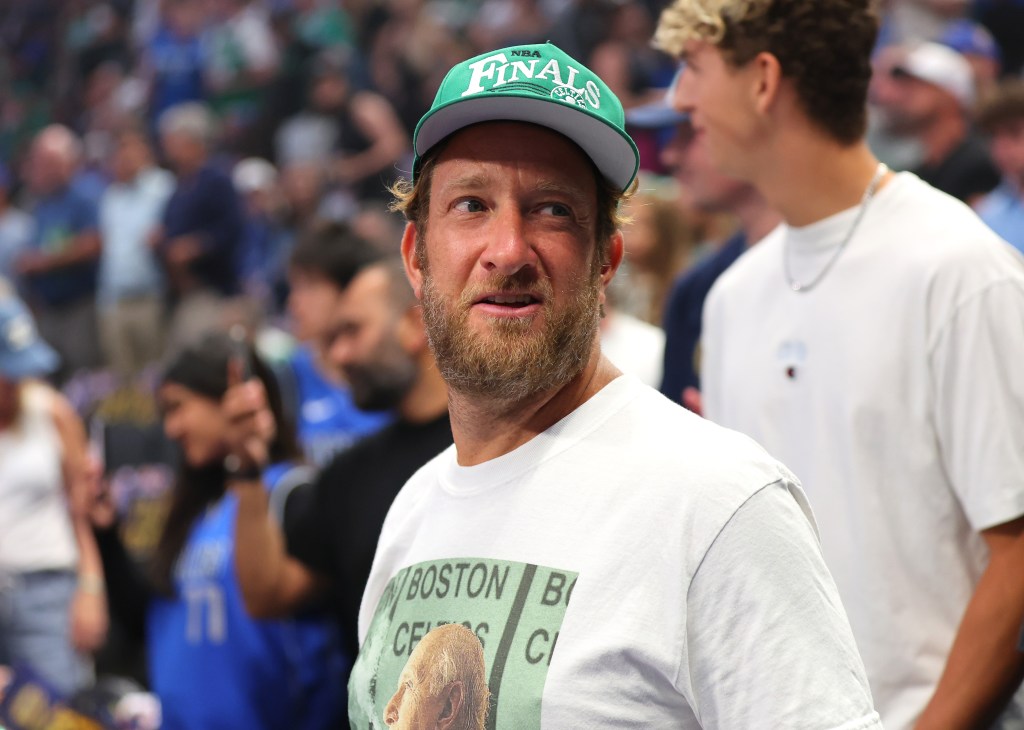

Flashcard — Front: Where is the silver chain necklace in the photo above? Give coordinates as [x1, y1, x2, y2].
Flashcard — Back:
[784, 162, 888, 293]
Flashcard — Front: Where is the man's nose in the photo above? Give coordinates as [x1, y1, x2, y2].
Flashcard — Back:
[481, 207, 539, 277]
[328, 334, 353, 370]
[669, 64, 695, 113]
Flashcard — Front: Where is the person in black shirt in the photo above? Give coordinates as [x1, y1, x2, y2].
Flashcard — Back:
[228, 256, 450, 663]
[880, 42, 1000, 203]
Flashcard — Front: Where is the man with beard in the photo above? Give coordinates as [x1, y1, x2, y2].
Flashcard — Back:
[336, 43, 878, 728]
[228, 254, 451, 678]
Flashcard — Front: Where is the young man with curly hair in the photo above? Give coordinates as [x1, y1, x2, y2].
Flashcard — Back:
[656, 1, 1024, 727]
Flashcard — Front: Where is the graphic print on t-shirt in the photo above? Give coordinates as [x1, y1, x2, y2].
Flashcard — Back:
[349, 558, 577, 730]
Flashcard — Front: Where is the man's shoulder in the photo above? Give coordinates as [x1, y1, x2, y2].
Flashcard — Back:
[564, 379, 793, 509]
[882, 174, 1024, 275]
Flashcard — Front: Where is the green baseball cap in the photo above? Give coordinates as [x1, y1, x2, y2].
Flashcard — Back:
[413, 42, 640, 192]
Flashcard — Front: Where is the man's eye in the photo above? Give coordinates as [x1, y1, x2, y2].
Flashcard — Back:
[454, 199, 485, 213]
[540, 202, 572, 217]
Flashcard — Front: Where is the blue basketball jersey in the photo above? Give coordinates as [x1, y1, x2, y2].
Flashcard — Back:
[288, 346, 392, 467]
[147, 465, 347, 729]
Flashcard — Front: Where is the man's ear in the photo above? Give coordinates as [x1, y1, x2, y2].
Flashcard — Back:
[435, 680, 465, 730]
[401, 222, 424, 299]
[598, 230, 625, 310]
[751, 51, 783, 116]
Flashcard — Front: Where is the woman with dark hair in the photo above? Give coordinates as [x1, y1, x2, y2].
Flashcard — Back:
[95, 331, 346, 729]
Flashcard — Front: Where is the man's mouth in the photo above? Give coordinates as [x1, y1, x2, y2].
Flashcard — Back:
[478, 293, 540, 308]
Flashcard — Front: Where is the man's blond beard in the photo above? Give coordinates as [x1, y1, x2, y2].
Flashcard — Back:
[420, 265, 602, 404]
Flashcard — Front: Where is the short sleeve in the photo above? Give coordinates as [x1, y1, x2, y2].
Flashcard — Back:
[284, 465, 337, 575]
[683, 481, 881, 730]
[930, 278, 1024, 530]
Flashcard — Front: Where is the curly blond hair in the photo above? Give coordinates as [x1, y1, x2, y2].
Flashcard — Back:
[653, 0, 772, 56]
[654, 0, 879, 144]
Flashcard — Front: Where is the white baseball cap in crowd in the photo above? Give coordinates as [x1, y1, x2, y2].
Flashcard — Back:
[894, 41, 976, 110]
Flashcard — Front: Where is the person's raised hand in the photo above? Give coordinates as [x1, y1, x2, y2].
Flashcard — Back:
[222, 347, 274, 480]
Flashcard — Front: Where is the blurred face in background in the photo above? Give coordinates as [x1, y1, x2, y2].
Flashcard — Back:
[327, 266, 417, 411]
[875, 69, 953, 134]
[111, 133, 152, 183]
[287, 268, 344, 345]
[160, 130, 206, 174]
[990, 119, 1024, 186]
[281, 162, 325, 218]
[159, 383, 230, 468]
[662, 119, 751, 213]
[167, 0, 205, 36]
[26, 140, 73, 197]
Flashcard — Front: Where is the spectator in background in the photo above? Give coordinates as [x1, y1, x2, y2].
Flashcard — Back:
[279, 159, 332, 230]
[0, 164, 32, 284]
[97, 127, 173, 381]
[140, 0, 207, 127]
[654, 114, 779, 410]
[611, 177, 696, 325]
[276, 48, 408, 206]
[156, 102, 244, 351]
[94, 332, 347, 730]
[232, 156, 291, 314]
[588, 2, 676, 110]
[290, 0, 357, 53]
[976, 80, 1024, 256]
[230, 255, 451, 684]
[939, 18, 1002, 100]
[467, 0, 550, 51]
[16, 124, 103, 381]
[884, 0, 970, 44]
[876, 42, 1000, 203]
[281, 223, 391, 466]
[203, 0, 280, 150]
[0, 290, 108, 697]
[973, 0, 1024, 77]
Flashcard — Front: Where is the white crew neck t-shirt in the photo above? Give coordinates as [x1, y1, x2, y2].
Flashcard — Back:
[350, 375, 880, 729]
[703, 171, 1024, 729]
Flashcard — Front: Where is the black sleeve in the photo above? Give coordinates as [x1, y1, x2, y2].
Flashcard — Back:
[284, 462, 339, 576]
[94, 525, 154, 642]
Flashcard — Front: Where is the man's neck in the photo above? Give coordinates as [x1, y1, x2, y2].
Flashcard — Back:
[397, 356, 449, 425]
[919, 114, 967, 168]
[750, 138, 887, 227]
[447, 344, 621, 466]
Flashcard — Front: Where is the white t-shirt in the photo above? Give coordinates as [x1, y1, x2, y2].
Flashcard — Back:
[702, 172, 1024, 730]
[351, 375, 880, 729]
[0, 383, 77, 572]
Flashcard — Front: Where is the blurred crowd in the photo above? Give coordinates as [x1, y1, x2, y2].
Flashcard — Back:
[0, 0, 1020, 387]
[0, 0, 1022, 726]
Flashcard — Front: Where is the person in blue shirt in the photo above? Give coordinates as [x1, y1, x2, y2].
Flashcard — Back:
[16, 125, 103, 381]
[94, 332, 346, 729]
[280, 222, 392, 466]
[141, 0, 207, 126]
[975, 80, 1024, 256]
[155, 102, 245, 351]
[654, 115, 779, 410]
